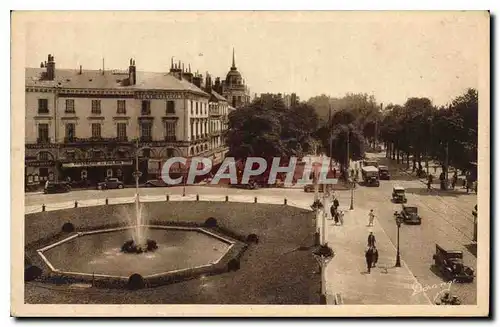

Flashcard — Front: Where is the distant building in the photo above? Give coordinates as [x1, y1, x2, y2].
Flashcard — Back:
[257, 92, 299, 108]
[212, 49, 251, 109]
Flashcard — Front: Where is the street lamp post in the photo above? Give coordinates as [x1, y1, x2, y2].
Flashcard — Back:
[394, 213, 402, 267]
[472, 205, 478, 242]
[347, 130, 354, 210]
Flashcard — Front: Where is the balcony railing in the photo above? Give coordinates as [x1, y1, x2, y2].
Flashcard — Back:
[164, 136, 177, 142]
[36, 138, 51, 144]
[63, 137, 129, 143]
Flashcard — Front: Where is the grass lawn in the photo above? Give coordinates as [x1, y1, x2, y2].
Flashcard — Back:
[24, 201, 320, 304]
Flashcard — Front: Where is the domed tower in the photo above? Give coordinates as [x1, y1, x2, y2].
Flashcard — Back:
[221, 48, 250, 108]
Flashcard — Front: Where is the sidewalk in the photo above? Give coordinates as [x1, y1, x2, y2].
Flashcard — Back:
[321, 204, 432, 305]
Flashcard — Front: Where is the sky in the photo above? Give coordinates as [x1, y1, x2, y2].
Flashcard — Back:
[19, 11, 487, 106]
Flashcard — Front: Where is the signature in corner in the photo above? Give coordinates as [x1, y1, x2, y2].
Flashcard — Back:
[411, 280, 456, 297]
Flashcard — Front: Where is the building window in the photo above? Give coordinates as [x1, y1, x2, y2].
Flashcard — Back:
[140, 122, 152, 140]
[117, 123, 127, 140]
[191, 100, 193, 115]
[117, 100, 126, 114]
[141, 100, 151, 115]
[38, 151, 49, 161]
[232, 97, 236, 108]
[65, 123, 75, 141]
[204, 103, 207, 115]
[37, 124, 49, 143]
[166, 101, 175, 114]
[38, 99, 49, 114]
[196, 102, 198, 115]
[166, 148, 174, 157]
[142, 148, 151, 158]
[91, 100, 101, 114]
[91, 123, 101, 138]
[165, 121, 176, 141]
[65, 99, 75, 113]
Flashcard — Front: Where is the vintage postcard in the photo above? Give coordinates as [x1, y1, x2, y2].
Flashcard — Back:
[11, 11, 490, 317]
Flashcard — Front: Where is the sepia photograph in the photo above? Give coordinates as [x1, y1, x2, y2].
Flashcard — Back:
[11, 10, 490, 317]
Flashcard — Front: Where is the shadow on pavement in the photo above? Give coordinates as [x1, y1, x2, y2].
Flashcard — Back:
[404, 187, 473, 198]
[464, 243, 477, 257]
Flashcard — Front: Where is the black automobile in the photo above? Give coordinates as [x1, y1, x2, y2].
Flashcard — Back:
[97, 178, 124, 190]
[379, 165, 391, 180]
[432, 244, 474, 282]
[43, 181, 71, 194]
[395, 205, 422, 225]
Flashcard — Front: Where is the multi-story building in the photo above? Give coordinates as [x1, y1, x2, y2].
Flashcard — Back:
[25, 54, 230, 188]
[212, 49, 251, 109]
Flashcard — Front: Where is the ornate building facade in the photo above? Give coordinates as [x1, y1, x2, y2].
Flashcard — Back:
[25, 54, 229, 189]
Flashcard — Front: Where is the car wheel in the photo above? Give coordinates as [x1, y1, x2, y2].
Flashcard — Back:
[118, 184, 124, 189]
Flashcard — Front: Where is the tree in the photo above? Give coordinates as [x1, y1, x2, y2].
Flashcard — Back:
[329, 124, 365, 173]
[225, 97, 319, 162]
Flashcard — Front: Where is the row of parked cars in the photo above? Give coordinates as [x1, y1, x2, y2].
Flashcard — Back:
[391, 185, 474, 284]
[42, 178, 174, 194]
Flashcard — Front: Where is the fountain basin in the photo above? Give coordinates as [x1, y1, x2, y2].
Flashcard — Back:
[37, 225, 244, 287]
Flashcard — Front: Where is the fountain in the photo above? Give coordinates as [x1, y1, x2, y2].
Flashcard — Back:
[32, 144, 244, 288]
[120, 193, 158, 254]
[120, 155, 159, 254]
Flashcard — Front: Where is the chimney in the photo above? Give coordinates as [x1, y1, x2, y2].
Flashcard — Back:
[79, 65, 82, 74]
[46, 54, 56, 80]
[205, 73, 212, 93]
[40, 62, 44, 68]
[214, 77, 221, 93]
[128, 58, 136, 85]
[192, 73, 203, 89]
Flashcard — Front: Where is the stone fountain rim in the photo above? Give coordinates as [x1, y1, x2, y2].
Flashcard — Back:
[36, 224, 237, 280]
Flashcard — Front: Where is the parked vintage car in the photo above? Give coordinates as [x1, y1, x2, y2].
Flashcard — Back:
[43, 181, 71, 194]
[395, 205, 421, 224]
[97, 178, 124, 190]
[379, 165, 391, 180]
[392, 186, 407, 203]
[432, 244, 474, 282]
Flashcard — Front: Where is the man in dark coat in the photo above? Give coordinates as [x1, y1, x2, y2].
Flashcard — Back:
[367, 232, 376, 247]
[333, 197, 339, 209]
[330, 203, 337, 221]
[365, 247, 374, 273]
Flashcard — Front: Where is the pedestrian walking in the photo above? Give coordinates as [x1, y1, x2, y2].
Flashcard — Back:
[367, 232, 376, 247]
[333, 197, 340, 210]
[330, 203, 336, 221]
[427, 174, 433, 190]
[451, 171, 458, 189]
[365, 246, 374, 273]
[368, 209, 375, 226]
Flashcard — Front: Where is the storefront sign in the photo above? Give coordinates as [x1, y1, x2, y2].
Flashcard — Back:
[25, 160, 55, 167]
[62, 160, 133, 168]
[135, 91, 183, 100]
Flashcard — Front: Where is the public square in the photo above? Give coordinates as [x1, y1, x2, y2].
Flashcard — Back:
[24, 152, 478, 305]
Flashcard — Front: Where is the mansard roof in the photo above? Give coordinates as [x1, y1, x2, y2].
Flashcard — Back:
[25, 68, 209, 96]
